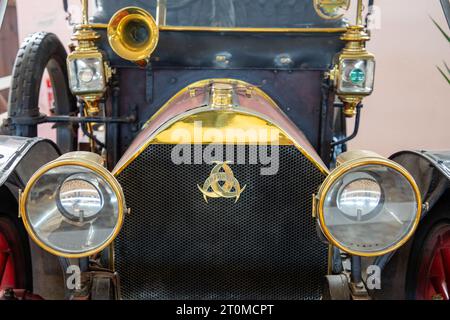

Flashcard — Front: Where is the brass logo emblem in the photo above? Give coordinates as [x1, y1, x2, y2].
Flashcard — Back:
[197, 161, 246, 203]
[313, 0, 350, 20]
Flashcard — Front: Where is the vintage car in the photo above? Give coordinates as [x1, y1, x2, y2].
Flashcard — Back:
[0, 0, 448, 300]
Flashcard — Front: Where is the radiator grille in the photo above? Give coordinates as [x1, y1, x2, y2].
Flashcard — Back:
[115, 144, 328, 299]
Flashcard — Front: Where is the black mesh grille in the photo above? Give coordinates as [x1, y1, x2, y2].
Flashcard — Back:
[115, 144, 328, 300]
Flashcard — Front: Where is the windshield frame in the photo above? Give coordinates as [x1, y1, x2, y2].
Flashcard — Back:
[154, 0, 348, 33]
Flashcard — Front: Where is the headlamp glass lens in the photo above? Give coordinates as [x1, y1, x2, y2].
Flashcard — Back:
[339, 59, 375, 94]
[68, 57, 105, 94]
[323, 164, 418, 254]
[25, 165, 121, 255]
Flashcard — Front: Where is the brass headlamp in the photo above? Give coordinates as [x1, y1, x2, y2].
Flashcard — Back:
[67, 0, 111, 115]
[329, 0, 376, 117]
[313, 150, 422, 257]
[20, 152, 126, 258]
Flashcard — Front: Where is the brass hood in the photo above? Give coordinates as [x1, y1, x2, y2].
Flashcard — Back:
[113, 79, 328, 176]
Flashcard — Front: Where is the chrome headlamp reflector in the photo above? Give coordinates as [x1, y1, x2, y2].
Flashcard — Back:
[315, 152, 421, 257]
[20, 152, 125, 258]
[336, 172, 382, 219]
[58, 173, 104, 222]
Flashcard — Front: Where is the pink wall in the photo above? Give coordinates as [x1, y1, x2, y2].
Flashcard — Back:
[14, 0, 450, 156]
[16, 0, 74, 44]
[349, 0, 450, 156]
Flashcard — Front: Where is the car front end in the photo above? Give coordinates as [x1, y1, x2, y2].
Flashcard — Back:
[0, 0, 441, 301]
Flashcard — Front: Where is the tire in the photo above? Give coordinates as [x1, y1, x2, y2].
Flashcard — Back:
[405, 198, 450, 300]
[373, 193, 450, 300]
[7, 32, 77, 153]
[0, 214, 32, 290]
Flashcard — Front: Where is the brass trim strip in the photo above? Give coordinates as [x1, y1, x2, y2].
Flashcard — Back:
[91, 23, 346, 33]
[90, 23, 109, 29]
[316, 157, 422, 257]
[20, 158, 126, 259]
[158, 25, 347, 33]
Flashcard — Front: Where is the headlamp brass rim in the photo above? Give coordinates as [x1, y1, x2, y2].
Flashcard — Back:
[316, 157, 422, 257]
[20, 158, 125, 259]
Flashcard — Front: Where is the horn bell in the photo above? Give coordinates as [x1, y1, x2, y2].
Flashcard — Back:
[107, 7, 159, 66]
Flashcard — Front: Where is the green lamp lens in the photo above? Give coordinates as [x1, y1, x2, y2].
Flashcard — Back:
[349, 68, 366, 84]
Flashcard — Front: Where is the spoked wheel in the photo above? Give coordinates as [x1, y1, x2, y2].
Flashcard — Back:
[416, 224, 450, 300]
[0, 216, 29, 290]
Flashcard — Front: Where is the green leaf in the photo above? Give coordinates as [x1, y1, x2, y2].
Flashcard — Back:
[437, 66, 450, 85]
[431, 17, 450, 43]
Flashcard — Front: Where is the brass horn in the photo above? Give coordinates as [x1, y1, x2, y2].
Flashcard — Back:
[107, 7, 159, 66]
